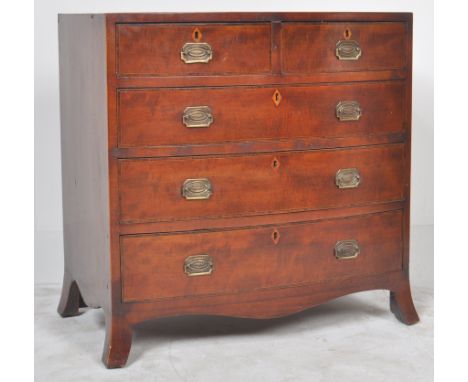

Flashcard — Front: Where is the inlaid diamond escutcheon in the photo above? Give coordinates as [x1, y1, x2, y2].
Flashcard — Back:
[272, 89, 282, 106]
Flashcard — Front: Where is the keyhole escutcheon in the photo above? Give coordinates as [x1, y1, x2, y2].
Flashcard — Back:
[272, 89, 282, 106]
[192, 28, 202, 42]
[271, 157, 280, 170]
[271, 229, 280, 244]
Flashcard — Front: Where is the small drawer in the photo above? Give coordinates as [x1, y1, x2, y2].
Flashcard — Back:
[121, 210, 403, 302]
[118, 144, 405, 224]
[117, 23, 272, 77]
[118, 81, 405, 148]
[281, 22, 406, 74]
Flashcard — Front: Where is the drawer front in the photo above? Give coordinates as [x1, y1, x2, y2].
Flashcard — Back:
[121, 210, 403, 302]
[117, 23, 271, 76]
[282, 22, 406, 74]
[119, 145, 405, 223]
[118, 82, 405, 148]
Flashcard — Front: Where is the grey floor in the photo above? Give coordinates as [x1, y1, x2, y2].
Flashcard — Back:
[35, 285, 433, 382]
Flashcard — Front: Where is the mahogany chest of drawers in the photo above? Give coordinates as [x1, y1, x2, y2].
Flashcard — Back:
[57, 12, 418, 368]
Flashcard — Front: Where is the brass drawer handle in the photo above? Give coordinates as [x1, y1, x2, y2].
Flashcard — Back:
[182, 178, 212, 200]
[181, 42, 213, 64]
[184, 254, 213, 276]
[183, 106, 213, 128]
[335, 240, 360, 260]
[336, 40, 362, 60]
[335, 168, 361, 189]
[336, 101, 362, 121]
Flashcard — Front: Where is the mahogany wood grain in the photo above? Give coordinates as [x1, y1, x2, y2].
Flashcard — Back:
[118, 81, 405, 148]
[57, 12, 417, 368]
[121, 210, 402, 302]
[117, 23, 271, 77]
[282, 22, 406, 73]
[118, 144, 405, 223]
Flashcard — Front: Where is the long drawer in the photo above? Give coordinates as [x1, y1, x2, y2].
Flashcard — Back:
[118, 144, 405, 224]
[281, 22, 407, 73]
[117, 23, 272, 77]
[118, 81, 405, 148]
[121, 210, 403, 302]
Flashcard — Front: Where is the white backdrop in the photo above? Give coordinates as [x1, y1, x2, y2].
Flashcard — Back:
[35, 0, 433, 286]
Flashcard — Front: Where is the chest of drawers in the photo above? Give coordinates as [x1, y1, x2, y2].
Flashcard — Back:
[57, 12, 418, 368]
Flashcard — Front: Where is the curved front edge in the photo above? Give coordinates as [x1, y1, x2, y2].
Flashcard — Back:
[123, 270, 408, 324]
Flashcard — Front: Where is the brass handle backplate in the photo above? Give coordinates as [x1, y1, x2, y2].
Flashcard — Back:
[184, 254, 213, 276]
[336, 101, 362, 121]
[182, 178, 212, 200]
[335, 168, 361, 189]
[183, 106, 213, 128]
[181, 42, 213, 64]
[336, 40, 362, 60]
[335, 240, 360, 260]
